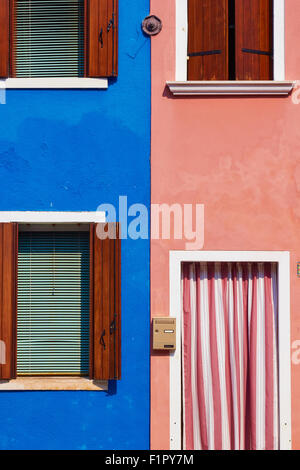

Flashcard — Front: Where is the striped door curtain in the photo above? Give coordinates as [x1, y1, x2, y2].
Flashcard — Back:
[182, 262, 279, 450]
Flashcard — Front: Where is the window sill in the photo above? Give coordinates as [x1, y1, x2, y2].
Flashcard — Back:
[0, 78, 108, 89]
[0, 377, 108, 391]
[166, 81, 295, 96]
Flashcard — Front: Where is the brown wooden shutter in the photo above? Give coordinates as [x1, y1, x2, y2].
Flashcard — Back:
[187, 0, 228, 81]
[235, 0, 273, 80]
[0, 223, 17, 380]
[0, 0, 10, 78]
[90, 223, 121, 380]
[85, 0, 118, 78]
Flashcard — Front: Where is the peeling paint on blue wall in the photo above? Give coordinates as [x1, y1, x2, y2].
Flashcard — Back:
[0, 1, 150, 450]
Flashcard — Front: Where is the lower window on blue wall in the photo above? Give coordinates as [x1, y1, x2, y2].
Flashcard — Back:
[0, 220, 121, 383]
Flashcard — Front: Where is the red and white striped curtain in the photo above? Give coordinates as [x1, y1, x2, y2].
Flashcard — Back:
[182, 262, 279, 450]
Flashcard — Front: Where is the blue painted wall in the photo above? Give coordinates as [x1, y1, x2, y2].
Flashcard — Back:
[0, 1, 150, 450]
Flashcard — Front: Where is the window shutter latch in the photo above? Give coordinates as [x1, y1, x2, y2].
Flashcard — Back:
[107, 16, 114, 33]
[99, 28, 104, 48]
[110, 314, 117, 335]
[100, 329, 106, 350]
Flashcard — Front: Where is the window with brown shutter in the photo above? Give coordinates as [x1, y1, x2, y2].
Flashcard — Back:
[187, 0, 273, 81]
[0, 1, 10, 78]
[0, 223, 17, 380]
[86, 0, 118, 78]
[90, 223, 121, 380]
[0, 0, 118, 79]
[188, 0, 229, 81]
[235, 0, 273, 80]
[0, 222, 121, 382]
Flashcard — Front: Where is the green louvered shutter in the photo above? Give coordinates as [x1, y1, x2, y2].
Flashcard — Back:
[17, 231, 90, 376]
[13, 0, 84, 77]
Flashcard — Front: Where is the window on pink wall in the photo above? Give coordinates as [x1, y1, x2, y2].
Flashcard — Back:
[175, 0, 286, 83]
[187, 0, 273, 81]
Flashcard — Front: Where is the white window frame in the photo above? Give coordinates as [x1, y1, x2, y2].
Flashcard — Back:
[0, 211, 108, 391]
[169, 250, 291, 450]
[168, 0, 294, 96]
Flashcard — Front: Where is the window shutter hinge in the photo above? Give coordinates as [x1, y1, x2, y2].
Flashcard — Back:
[242, 48, 273, 57]
[188, 50, 222, 58]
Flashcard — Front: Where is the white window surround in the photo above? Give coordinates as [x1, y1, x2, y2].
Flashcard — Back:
[168, 0, 294, 96]
[0, 211, 107, 392]
[0, 211, 106, 223]
[169, 250, 291, 450]
[0, 78, 108, 89]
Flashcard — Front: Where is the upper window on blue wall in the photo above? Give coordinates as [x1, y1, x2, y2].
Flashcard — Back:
[0, 0, 118, 79]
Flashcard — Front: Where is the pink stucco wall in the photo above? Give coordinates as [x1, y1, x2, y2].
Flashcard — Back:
[150, 0, 300, 449]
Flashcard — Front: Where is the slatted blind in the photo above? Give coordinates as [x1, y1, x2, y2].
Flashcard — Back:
[17, 231, 90, 376]
[13, 0, 84, 77]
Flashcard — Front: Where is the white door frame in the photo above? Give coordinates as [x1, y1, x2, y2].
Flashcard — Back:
[169, 250, 291, 450]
